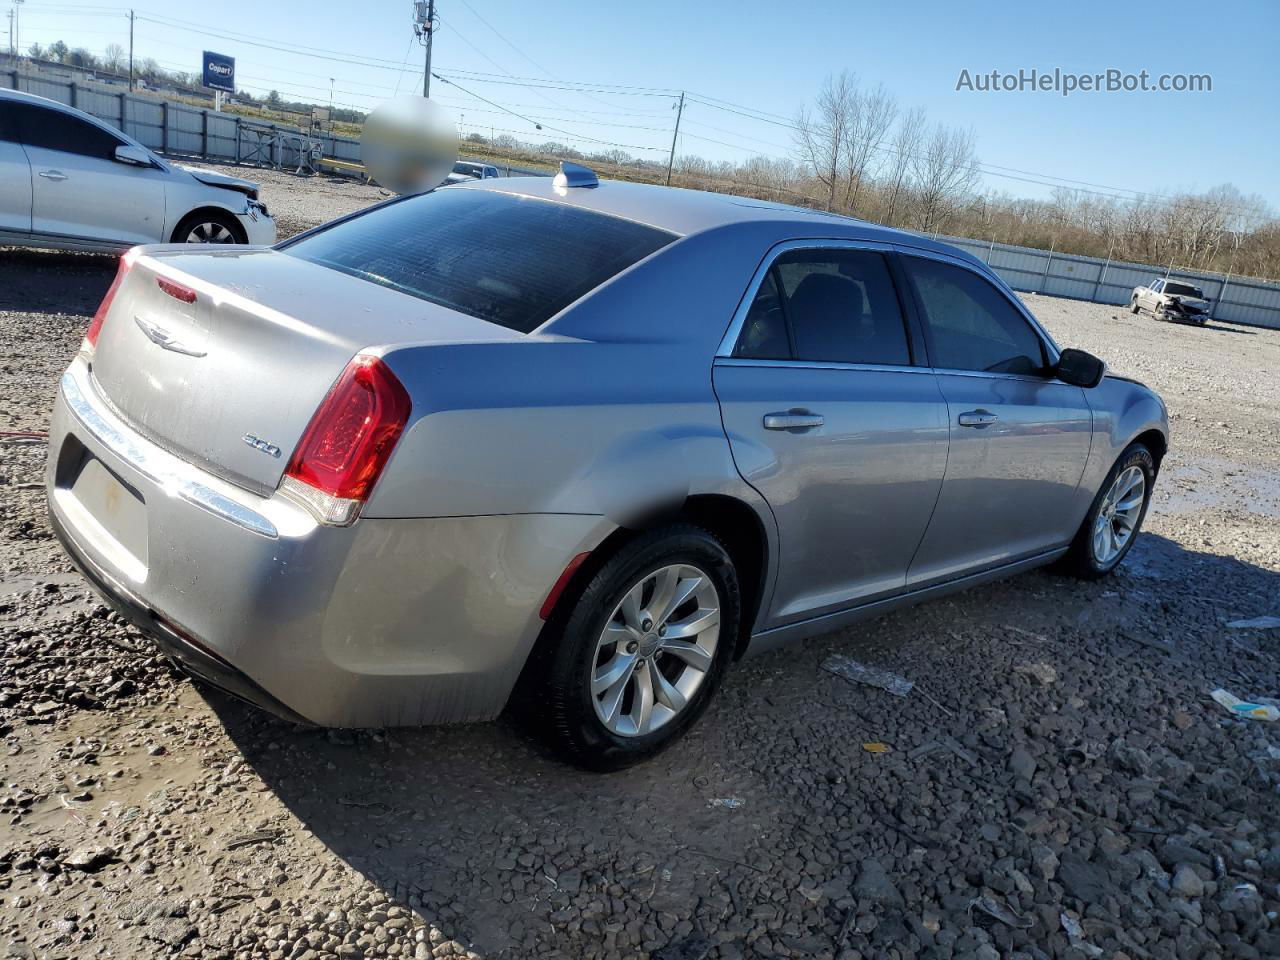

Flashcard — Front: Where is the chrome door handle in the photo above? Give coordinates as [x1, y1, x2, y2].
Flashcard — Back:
[38, 169, 68, 181]
[763, 411, 824, 431]
[957, 409, 999, 427]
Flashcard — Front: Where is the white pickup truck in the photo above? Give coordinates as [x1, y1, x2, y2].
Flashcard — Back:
[1129, 277, 1211, 325]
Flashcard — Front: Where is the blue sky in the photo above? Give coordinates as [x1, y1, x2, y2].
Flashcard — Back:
[16, 0, 1280, 211]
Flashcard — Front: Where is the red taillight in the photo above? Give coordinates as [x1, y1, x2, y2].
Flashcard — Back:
[284, 355, 411, 510]
[84, 247, 140, 352]
[156, 276, 197, 303]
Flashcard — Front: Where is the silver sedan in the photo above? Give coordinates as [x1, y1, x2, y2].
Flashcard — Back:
[46, 164, 1168, 769]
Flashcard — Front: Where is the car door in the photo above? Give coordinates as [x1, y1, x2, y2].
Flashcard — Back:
[898, 251, 1093, 586]
[1141, 279, 1163, 311]
[0, 101, 33, 235]
[11, 101, 167, 245]
[713, 242, 949, 624]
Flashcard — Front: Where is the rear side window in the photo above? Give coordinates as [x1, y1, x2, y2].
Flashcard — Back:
[903, 256, 1046, 375]
[10, 102, 123, 160]
[283, 190, 675, 333]
[734, 248, 911, 366]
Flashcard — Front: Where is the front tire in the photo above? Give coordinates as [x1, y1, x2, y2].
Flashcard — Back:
[1060, 443, 1155, 580]
[172, 210, 246, 245]
[536, 525, 740, 770]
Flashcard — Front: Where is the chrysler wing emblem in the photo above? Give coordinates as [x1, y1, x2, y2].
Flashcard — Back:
[134, 315, 207, 357]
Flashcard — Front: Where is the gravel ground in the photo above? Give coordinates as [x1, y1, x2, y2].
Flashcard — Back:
[1, 168, 1279, 960]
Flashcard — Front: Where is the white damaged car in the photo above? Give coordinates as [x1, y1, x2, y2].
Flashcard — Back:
[0, 89, 275, 252]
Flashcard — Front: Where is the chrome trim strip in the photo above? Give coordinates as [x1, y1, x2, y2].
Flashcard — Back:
[928, 366, 1060, 384]
[714, 357, 933, 376]
[60, 370, 278, 539]
[715, 237, 898, 359]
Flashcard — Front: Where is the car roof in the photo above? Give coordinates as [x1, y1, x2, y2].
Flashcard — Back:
[457, 174, 977, 261]
[1, 88, 83, 111]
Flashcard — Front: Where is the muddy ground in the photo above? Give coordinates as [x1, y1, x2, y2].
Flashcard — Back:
[1, 168, 1278, 960]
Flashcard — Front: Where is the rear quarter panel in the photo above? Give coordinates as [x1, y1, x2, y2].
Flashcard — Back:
[366, 223, 783, 523]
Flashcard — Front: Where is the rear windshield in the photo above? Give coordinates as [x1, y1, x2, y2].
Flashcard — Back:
[282, 189, 676, 333]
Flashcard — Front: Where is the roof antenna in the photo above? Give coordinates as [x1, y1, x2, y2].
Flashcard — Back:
[553, 161, 598, 189]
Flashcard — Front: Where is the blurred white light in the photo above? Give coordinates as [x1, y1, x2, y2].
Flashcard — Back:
[361, 96, 458, 195]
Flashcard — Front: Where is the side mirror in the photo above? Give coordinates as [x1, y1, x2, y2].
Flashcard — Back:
[1055, 348, 1106, 388]
[113, 144, 153, 167]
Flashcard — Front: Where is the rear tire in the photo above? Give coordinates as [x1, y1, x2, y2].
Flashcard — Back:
[534, 524, 740, 771]
[172, 210, 246, 245]
[1129, 297, 1140, 314]
[1059, 443, 1155, 580]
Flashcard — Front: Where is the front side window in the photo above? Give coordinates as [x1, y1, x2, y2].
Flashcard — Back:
[904, 256, 1046, 375]
[284, 189, 675, 333]
[0, 102, 16, 143]
[1150, 279, 1164, 292]
[733, 248, 911, 366]
[10, 103, 123, 160]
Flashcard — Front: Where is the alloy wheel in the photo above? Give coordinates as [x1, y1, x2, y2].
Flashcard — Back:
[185, 221, 236, 243]
[1092, 465, 1146, 565]
[590, 563, 720, 737]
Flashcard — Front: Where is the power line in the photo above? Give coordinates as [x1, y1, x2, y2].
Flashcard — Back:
[449, 0, 648, 113]
[430, 72, 664, 152]
[21, 8, 1275, 226]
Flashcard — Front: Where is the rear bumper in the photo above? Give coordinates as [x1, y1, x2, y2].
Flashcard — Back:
[47, 358, 609, 727]
[50, 506, 309, 725]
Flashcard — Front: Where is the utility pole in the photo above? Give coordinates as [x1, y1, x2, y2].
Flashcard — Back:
[128, 9, 135, 91]
[665, 90, 684, 187]
[413, 0, 435, 97]
[7, 10, 13, 59]
[329, 77, 334, 114]
[13, 0, 22, 59]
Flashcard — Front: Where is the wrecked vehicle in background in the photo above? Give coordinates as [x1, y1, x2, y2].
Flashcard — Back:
[1129, 277, 1211, 325]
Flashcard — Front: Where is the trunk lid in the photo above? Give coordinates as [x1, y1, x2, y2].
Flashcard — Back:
[89, 247, 515, 495]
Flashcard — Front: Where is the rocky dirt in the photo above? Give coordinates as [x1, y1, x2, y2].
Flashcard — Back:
[1, 170, 1278, 960]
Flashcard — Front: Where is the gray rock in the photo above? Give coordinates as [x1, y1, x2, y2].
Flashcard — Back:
[854, 857, 904, 907]
[1106, 738, 1151, 776]
[1058, 856, 1110, 905]
[1009, 748, 1037, 782]
[61, 844, 116, 872]
[1030, 844, 1059, 882]
[1171, 865, 1204, 898]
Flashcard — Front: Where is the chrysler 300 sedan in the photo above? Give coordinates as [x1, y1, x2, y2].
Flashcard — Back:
[47, 163, 1168, 769]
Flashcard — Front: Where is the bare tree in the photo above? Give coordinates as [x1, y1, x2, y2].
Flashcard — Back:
[793, 71, 855, 211]
[841, 84, 896, 214]
[910, 123, 980, 233]
[102, 43, 126, 73]
[883, 106, 926, 227]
